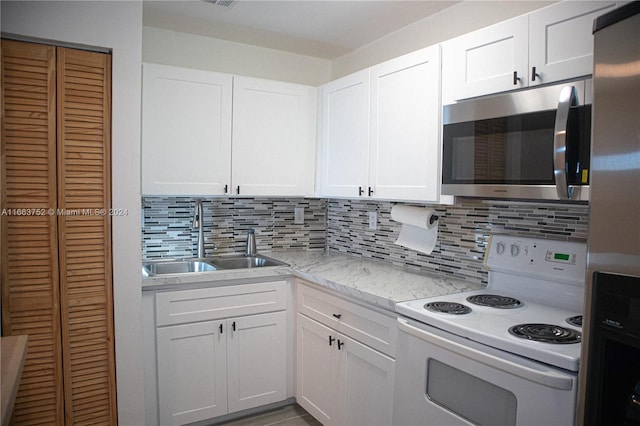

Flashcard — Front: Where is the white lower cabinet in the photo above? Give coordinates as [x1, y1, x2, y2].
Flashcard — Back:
[227, 312, 287, 413]
[157, 319, 228, 425]
[147, 281, 289, 426]
[296, 283, 396, 426]
[297, 314, 341, 424]
[340, 333, 395, 426]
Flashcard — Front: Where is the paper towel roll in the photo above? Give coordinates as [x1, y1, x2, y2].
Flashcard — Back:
[390, 205, 439, 254]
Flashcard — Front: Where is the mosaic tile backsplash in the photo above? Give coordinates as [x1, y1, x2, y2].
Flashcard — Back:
[326, 199, 588, 285]
[142, 197, 327, 259]
[142, 196, 588, 285]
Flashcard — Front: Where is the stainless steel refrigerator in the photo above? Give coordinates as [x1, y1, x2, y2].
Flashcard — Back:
[579, 2, 640, 425]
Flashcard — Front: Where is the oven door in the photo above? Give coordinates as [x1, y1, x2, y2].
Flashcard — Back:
[393, 318, 578, 426]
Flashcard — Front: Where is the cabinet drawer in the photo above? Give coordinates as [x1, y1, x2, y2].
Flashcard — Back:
[297, 283, 397, 357]
[156, 281, 286, 326]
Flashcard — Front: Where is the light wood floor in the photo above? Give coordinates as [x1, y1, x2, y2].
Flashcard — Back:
[216, 404, 322, 426]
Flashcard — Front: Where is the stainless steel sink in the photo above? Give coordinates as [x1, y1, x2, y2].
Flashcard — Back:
[142, 260, 217, 276]
[209, 255, 288, 270]
[142, 255, 288, 277]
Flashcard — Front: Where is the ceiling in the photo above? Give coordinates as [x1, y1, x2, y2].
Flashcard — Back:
[143, 0, 458, 60]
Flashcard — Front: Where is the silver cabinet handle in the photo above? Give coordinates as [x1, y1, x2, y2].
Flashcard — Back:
[554, 85, 577, 200]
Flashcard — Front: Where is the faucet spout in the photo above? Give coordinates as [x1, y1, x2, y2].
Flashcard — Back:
[193, 199, 205, 258]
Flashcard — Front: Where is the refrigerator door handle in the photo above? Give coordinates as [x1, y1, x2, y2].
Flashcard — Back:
[554, 85, 577, 200]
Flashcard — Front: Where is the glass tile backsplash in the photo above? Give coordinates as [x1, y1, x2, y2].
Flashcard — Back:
[142, 197, 327, 259]
[142, 196, 588, 285]
[326, 199, 588, 285]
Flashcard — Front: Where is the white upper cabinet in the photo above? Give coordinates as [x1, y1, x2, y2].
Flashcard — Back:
[442, 16, 528, 102]
[528, 1, 618, 86]
[443, 1, 618, 102]
[142, 63, 232, 195]
[369, 45, 441, 202]
[318, 45, 443, 202]
[317, 70, 371, 198]
[232, 77, 317, 197]
[142, 64, 316, 196]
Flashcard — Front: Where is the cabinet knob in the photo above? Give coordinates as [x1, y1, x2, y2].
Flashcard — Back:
[329, 335, 335, 346]
[337, 340, 344, 350]
[368, 187, 374, 197]
[358, 186, 364, 196]
[332, 313, 342, 319]
[513, 71, 521, 85]
[219, 324, 223, 333]
[232, 321, 236, 331]
[224, 184, 228, 194]
[531, 66, 538, 82]
[236, 185, 240, 195]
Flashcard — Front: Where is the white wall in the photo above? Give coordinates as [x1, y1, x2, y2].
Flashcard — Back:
[143, 26, 332, 86]
[0, 1, 145, 425]
[142, 2, 555, 85]
[331, 0, 555, 79]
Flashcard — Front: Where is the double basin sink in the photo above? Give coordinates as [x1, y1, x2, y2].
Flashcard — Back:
[142, 254, 288, 277]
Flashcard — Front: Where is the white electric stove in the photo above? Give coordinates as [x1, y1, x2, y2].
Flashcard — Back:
[394, 235, 587, 425]
[396, 234, 587, 372]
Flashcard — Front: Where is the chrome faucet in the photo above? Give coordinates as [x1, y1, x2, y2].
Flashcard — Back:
[193, 199, 205, 258]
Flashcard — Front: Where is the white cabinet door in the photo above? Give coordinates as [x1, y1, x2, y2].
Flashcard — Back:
[369, 46, 441, 202]
[157, 320, 228, 426]
[227, 312, 287, 413]
[142, 63, 232, 195]
[232, 77, 316, 196]
[528, 1, 618, 86]
[296, 313, 396, 426]
[296, 314, 341, 425]
[317, 70, 371, 198]
[442, 15, 528, 101]
[339, 334, 395, 426]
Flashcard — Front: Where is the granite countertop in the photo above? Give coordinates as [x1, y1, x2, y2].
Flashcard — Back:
[142, 250, 485, 312]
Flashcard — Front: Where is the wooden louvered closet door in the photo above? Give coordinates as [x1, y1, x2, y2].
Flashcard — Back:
[1, 39, 116, 425]
[1, 39, 63, 425]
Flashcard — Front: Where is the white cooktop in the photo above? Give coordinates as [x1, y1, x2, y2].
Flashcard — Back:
[395, 235, 587, 372]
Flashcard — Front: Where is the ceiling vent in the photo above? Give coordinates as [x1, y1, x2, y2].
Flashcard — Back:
[202, 0, 236, 8]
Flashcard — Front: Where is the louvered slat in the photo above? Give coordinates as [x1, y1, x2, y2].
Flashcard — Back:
[56, 46, 116, 425]
[1, 39, 64, 425]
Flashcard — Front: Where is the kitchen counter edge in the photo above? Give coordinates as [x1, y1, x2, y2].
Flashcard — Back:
[141, 250, 484, 312]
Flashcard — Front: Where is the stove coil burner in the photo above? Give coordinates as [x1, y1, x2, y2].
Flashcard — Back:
[466, 294, 523, 309]
[508, 323, 582, 344]
[424, 301, 472, 315]
[566, 315, 583, 327]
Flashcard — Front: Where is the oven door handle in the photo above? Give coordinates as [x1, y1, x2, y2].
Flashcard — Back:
[397, 318, 574, 390]
[553, 85, 577, 200]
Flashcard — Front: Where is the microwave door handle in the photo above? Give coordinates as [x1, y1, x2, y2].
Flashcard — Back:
[553, 86, 577, 200]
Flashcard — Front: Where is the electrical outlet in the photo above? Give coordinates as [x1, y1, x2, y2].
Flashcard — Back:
[294, 207, 304, 224]
[368, 211, 377, 230]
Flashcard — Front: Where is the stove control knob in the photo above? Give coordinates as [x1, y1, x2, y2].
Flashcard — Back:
[510, 244, 520, 257]
[496, 242, 505, 255]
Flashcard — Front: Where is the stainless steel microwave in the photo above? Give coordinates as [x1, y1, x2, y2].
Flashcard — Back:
[442, 79, 592, 202]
